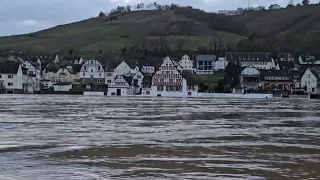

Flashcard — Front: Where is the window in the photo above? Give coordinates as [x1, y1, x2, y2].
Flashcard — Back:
[309, 81, 310, 85]
[99, 73, 101, 77]
[90, 60, 94, 65]
[166, 71, 169, 74]
[137, 75, 141, 79]
[157, 86, 163, 91]
[107, 73, 112, 76]
[8, 75, 13, 78]
[84, 66, 87, 70]
[0, 75, 2, 78]
[83, 72, 85, 76]
[8, 83, 13, 86]
[91, 69, 93, 73]
[90, 75, 93, 79]
[98, 66, 101, 70]
[98, 79, 102, 83]
[107, 80, 112, 83]
[146, 91, 150, 95]
[312, 88, 315, 92]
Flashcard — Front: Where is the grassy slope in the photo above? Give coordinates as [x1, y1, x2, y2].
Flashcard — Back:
[0, 10, 245, 54]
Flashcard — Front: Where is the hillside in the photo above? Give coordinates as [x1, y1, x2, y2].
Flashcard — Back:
[234, 4, 320, 53]
[1, 5, 320, 56]
[0, 9, 247, 56]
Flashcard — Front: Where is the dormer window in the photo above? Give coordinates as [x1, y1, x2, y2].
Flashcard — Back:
[98, 66, 101, 70]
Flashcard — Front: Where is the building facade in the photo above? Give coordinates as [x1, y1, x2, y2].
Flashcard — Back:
[301, 67, 320, 94]
[0, 62, 25, 94]
[107, 75, 134, 96]
[151, 57, 198, 97]
[79, 59, 105, 85]
[226, 52, 277, 70]
[22, 59, 41, 93]
[195, 55, 216, 74]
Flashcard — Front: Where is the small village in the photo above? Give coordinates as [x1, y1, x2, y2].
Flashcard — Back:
[0, 51, 319, 99]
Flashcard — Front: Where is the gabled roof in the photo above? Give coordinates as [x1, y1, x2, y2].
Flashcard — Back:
[195, 55, 216, 62]
[122, 75, 133, 86]
[288, 68, 302, 77]
[72, 64, 82, 73]
[0, 61, 20, 74]
[308, 67, 320, 79]
[226, 52, 273, 62]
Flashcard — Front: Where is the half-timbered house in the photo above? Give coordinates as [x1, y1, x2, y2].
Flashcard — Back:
[107, 75, 134, 96]
[150, 56, 198, 97]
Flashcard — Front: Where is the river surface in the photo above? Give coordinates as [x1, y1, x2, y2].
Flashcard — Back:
[0, 95, 320, 180]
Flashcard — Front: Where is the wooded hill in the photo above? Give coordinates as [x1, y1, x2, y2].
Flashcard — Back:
[0, 4, 320, 57]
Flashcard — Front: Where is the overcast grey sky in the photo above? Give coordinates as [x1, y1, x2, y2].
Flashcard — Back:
[0, 0, 318, 36]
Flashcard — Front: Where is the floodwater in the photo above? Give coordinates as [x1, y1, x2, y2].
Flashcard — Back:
[0, 95, 320, 180]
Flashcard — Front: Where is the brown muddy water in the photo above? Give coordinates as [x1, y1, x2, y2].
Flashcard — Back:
[0, 95, 319, 180]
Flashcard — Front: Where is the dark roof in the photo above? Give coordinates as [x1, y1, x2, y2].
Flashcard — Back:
[195, 55, 216, 62]
[308, 67, 320, 79]
[0, 62, 20, 74]
[72, 64, 82, 73]
[277, 61, 295, 69]
[53, 82, 73, 85]
[122, 76, 133, 86]
[226, 52, 273, 62]
[289, 69, 302, 77]
[260, 69, 291, 82]
[44, 64, 58, 73]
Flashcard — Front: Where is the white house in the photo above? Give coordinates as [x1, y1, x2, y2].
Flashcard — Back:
[240, 66, 261, 90]
[214, 57, 227, 70]
[142, 65, 155, 74]
[0, 62, 25, 94]
[23, 59, 41, 93]
[107, 75, 134, 96]
[269, 4, 281, 10]
[53, 82, 73, 92]
[225, 52, 277, 70]
[179, 55, 196, 73]
[79, 59, 105, 85]
[113, 61, 132, 76]
[132, 71, 144, 94]
[301, 67, 320, 94]
[151, 57, 198, 97]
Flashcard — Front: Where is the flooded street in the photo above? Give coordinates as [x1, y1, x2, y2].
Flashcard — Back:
[0, 95, 320, 180]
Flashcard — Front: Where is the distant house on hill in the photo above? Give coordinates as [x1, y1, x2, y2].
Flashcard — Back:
[269, 4, 281, 10]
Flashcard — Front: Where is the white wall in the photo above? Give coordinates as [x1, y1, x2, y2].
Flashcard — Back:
[179, 55, 195, 71]
[83, 91, 104, 96]
[107, 87, 134, 96]
[23, 61, 41, 92]
[114, 61, 132, 76]
[215, 59, 226, 70]
[0, 65, 23, 90]
[53, 84, 72, 92]
[301, 68, 320, 93]
[142, 66, 155, 74]
[79, 60, 105, 79]
[198, 93, 273, 99]
[150, 78, 198, 97]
